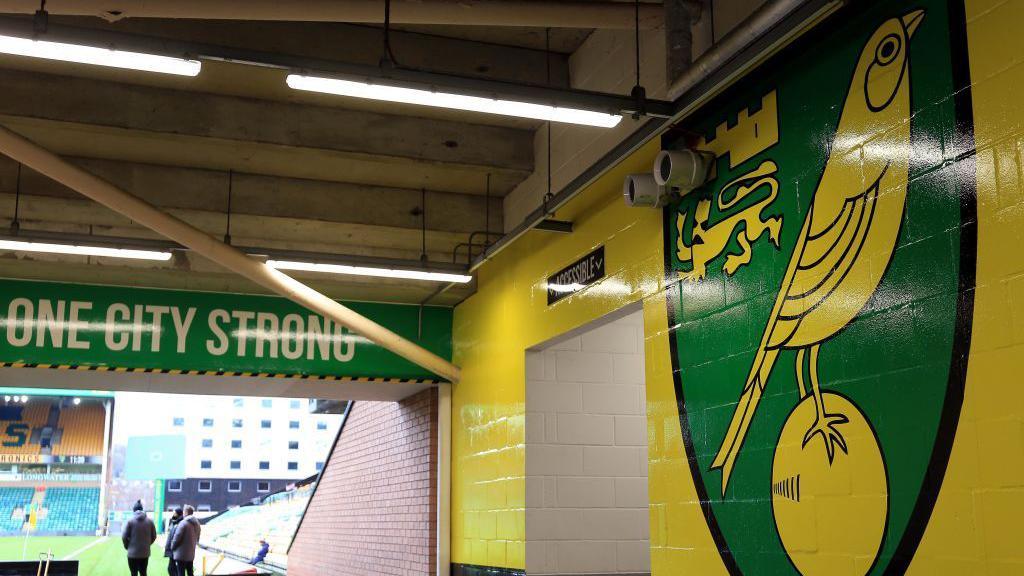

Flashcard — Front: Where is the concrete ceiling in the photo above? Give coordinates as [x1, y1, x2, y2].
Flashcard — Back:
[0, 7, 635, 306]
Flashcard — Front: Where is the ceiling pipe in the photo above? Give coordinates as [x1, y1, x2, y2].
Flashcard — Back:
[0, 123, 462, 384]
[0, 229, 473, 277]
[667, 0, 838, 100]
[0, 17, 676, 119]
[0, 0, 663, 29]
[470, 0, 842, 272]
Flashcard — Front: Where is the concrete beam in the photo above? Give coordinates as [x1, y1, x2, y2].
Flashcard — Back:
[0, 69, 534, 195]
[0, 157, 504, 235]
[0, 0, 662, 30]
[66, 18, 573, 87]
[0, 191, 474, 261]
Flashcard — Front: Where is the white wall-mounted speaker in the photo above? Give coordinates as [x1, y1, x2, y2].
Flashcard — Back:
[653, 149, 712, 195]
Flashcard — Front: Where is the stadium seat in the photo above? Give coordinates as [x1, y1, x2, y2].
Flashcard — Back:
[200, 483, 315, 570]
[35, 488, 99, 534]
[0, 488, 33, 533]
[0, 402, 50, 455]
[52, 404, 104, 456]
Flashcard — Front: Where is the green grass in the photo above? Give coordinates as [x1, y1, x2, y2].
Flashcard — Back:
[0, 536, 170, 576]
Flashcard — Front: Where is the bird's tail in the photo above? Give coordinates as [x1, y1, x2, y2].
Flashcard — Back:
[710, 347, 779, 495]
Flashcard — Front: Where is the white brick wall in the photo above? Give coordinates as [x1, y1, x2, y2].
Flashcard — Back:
[525, 310, 649, 575]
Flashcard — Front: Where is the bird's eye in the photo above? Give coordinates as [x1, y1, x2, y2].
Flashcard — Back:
[876, 34, 901, 65]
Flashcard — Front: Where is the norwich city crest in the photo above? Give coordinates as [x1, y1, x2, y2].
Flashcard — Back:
[664, 1, 974, 574]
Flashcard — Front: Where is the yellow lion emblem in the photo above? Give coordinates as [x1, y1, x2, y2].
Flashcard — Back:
[676, 159, 783, 282]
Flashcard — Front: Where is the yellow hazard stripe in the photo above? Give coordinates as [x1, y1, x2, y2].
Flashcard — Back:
[0, 361, 440, 384]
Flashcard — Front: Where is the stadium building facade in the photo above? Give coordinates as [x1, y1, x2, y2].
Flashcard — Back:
[113, 393, 341, 515]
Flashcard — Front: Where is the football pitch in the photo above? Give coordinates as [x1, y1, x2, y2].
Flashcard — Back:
[0, 536, 170, 576]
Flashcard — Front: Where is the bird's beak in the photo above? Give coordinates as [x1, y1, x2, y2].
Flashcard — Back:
[902, 9, 925, 37]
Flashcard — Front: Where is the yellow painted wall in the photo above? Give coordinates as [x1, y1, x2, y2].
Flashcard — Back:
[911, 0, 1024, 572]
[451, 1, 1024, 573]
[451, 136, 669, 569]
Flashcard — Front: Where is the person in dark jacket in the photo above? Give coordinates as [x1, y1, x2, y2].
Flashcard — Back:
[163, 508, 183, 576]
[248, 539, 269, 565]
[170, 505, 201, 576]
[122, 500, 157, 576]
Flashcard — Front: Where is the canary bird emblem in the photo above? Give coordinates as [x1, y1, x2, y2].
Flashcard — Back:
[666, 4, 976, 574]
[711, 8, 925, 493]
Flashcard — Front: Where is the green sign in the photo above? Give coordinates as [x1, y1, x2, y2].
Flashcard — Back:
[0, 278, 452, 380]
[665, 1, 972, 575]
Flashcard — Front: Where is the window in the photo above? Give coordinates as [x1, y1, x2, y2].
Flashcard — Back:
[231, 440, 242, 449]
[230, 461, 241, 470]
[316, 421, 328, 431]
[287, 461, 298, 471]
[201, 439, 213, 448]
[288, 441, 299, 450]
[172, 417, 184, 427]
[260, 420, 271, 429]
[198, 480, 212, 492]
[227, 481, 241, 492]
[289, 421, 299, 430]
[197, 504, 211, 512]
[259, 461, 270, 470]
[289, 400, 301, 409]
[200, 460, 212, 470]
[315, 461, 324, 471]
[233, 398, 244, 408]
[256, 481, 270, 493]
[167, 480, 182, 492]
[261, 399, 272, 408]
[232, 419, 243, 428]
[202, 418, 214, 427]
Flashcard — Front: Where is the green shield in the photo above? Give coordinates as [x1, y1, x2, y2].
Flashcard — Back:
[663, 1, 975, 574]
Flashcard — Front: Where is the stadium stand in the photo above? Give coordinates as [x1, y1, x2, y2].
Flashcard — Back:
[200, 480, 316, 570]
[35, 487, 100, 534]
[0, 399, 105, 457]
[0, 402, 50, 455]
[51, 404, 104, 456]
[0, 488, 32, 533]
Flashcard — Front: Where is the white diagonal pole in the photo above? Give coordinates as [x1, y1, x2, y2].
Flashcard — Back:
[0, 124, 461, 383]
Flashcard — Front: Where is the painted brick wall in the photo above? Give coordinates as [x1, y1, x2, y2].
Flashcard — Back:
[288, 389, 438, 576]
[525, 310, 650, 574]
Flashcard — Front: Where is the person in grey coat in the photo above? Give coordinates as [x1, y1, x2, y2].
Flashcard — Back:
[163, 508, 183, 576]
[170, 505, 201, 576]
[122, 500, 157, 576]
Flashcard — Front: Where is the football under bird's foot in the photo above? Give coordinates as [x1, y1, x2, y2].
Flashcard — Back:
[802, 412, 850, 464]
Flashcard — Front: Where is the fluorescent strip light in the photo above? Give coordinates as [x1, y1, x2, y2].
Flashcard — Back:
[0, 239, 173, 261]
[267, 259, 473, 284]
[287, 74, 622, 128]
[0, 34, 201, 76]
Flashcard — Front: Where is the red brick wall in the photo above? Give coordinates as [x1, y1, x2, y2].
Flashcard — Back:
[288, 389, 438, 576]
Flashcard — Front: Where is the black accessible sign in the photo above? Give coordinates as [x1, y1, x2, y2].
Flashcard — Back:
[546, 246, 605, 305]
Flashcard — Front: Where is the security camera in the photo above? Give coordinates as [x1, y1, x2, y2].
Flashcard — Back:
[653, 149, 713, 195]
[623, 173, 668, 208]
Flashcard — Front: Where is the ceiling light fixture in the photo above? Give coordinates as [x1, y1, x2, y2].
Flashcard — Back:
[0, 34, 201, 76]
[0, 239, 173, 261]
[266, 259, 473, 284]
[286, 74, 623, 128]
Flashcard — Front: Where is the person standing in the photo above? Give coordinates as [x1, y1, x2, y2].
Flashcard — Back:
[122, 500, 157, 576]
[163, 508, 183, 576]
[170, 505, 201, 576]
